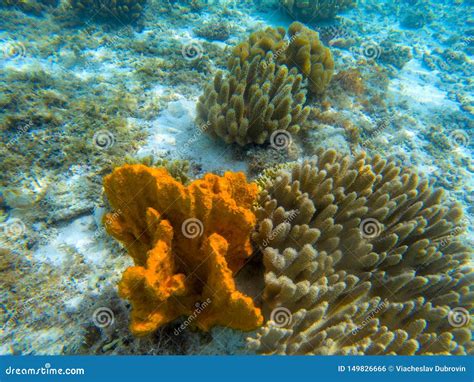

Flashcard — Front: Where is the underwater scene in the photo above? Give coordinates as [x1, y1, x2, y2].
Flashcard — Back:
[0, 0, 473, 357]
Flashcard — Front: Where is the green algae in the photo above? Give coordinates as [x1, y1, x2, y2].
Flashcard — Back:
[0, 68, 146, 188]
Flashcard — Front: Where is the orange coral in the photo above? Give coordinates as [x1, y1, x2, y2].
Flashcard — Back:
[103, 165, 263, 336]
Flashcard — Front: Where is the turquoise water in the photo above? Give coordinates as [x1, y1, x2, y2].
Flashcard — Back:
[0, 0, 472, 355]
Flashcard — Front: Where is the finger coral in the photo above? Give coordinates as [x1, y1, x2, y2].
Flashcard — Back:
[70, 0, 146, 22]
[248, 149, 473, 355]
[103, 165, 263, 336]
[279, 0, 357, 21]
[196, 53, 310, 146]
[232, 22, 334, 95]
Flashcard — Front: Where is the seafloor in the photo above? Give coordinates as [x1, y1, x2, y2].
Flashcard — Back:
[0, 0, 472, 354]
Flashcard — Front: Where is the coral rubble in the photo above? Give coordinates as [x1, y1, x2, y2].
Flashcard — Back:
[70, 0, 147, 22]
[103, 165, 263, 336]
[279, 0, 356, 21]
[1, 0, 58, 15]
[248, 149, 473, 355]
[194, 20, 231, 41]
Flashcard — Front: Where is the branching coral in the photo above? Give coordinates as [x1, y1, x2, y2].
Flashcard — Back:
[196, 53, 310, 146]
[279, 0, 356, 21]
[248, 149, 473, 355]
[232, 22, 334, 95]
[70, 0, 146, 22]
[195, 22, 333, 146]
[103, 165, 263, 336]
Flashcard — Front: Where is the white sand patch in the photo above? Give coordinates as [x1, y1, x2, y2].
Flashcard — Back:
[34, 215, 108, 266]
[22, 328, 65, 355]
[389, 59, 459, 111]
[136, 97, 247, 174]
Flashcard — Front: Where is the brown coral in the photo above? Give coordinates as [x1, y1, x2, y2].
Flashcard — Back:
[232, 22, 334, 95]
[70, 0, 146, 22]
[103, 165, 263, 336]
[1, 0, 58, 14]
[196, 53, 310, 146]
[280, 0, 356, 21]
[248, 149, 473, 355]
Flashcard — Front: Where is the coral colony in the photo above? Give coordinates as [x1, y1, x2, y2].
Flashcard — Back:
[103, 166, 262, 335]
[250, 149, 472, 354]
[103, 150, 472, 354]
